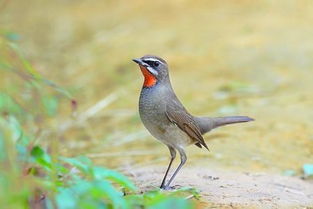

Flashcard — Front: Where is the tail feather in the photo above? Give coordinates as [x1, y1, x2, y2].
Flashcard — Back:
[194, 116, 254, 135]
[213, 116, 254, 127]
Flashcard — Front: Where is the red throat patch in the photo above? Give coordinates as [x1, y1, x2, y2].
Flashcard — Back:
[139, 66, 157, 87]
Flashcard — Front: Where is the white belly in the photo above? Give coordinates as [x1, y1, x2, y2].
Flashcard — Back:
[154, 124, 194, 148]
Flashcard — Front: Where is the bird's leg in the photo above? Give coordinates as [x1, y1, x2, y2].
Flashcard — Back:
[163, 147, 187, 190]
[160, 146, 176, 189]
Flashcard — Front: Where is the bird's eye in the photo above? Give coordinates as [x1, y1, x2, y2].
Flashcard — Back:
[153, 61, 159, 67]
[145, 60, 160, 68]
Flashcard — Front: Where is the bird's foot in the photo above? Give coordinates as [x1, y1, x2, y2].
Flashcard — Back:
[160, 185, 179, 191]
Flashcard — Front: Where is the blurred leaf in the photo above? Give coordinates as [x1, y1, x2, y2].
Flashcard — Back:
[5, 41, 72, 99]
[123, 194, 144, 208]
[16, 144, 28, 160]
[0, 93, 24, 115]
[0, 59, 13, 70]
[91, 180, 127, 209]
[93, 166, 137, 191]
[60, 157, 136, 191]
[57, 179, 128, 209]
[79, 201, 107, 209]
[283, 169, 296, 176]
[142, 190, 194, 209]
[219, 81, 255, 93]
[5, 115, 23, 142]
[0, 131, 6, 160]
[218, 105, 238, 114]
[56, 187, 77, 209]
[303, 164, 313, 178]
[60, 156, 93, 174]
[31, 146, 52, 170]
[149, 197, 193, 209]
[5, 32, 21, 41]
[174, 187, 200, 200]
[42, 95, 59, 116]
[8, 42, 43, 81]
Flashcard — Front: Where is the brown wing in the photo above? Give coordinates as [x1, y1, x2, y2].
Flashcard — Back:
[165, 105, 209, 150]
[195, 142, 202, 148]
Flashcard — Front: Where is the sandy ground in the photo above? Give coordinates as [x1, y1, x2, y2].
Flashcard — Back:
[128, 166, 313, 209]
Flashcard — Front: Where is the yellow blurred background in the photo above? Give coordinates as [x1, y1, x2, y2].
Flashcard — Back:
[1, 0, 313, 176]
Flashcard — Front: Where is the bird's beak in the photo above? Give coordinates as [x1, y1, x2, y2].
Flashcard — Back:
[133, 58, 149, 68]
[132, 58, 143, 65]
[132, 57, 158, 76]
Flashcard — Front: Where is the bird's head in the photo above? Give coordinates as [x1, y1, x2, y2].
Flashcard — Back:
[132, 55, 169, 88]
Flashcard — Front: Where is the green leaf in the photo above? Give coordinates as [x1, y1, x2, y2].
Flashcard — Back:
[283, 169, 296, 176]
[123, 194, 144, 208]
[57, 180, 128, 209]
[6, 115, 23, 142]
[0, 59, 13, 70]
[93, 167, 137, 191]
[31, 146, 52, 170]
[141, 189, 195, 209]
[0, 93, 24, 115]
[0, 132, 6, 160]
[91, 180, 127, 209]
[4, 32, 21, 41]
[42, 95, 59, 116]
[56, 187, 77, 209]
[149, 197, 194, 209]
[8, 42, 43, 81]
[60, 157, 136, 190]
[303, 164, 313, 177]
[60, 156, 93, 174]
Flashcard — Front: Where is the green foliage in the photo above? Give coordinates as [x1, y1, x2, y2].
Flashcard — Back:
[31, 146, 53, 170]
[0, 34, 196, 209]
[42, 96, 59, 116]
[0, 93, 24, 115]
[303, 164, 313, 179]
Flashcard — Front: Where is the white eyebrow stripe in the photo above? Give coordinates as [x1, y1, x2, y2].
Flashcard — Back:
[143, 58, 163, 63]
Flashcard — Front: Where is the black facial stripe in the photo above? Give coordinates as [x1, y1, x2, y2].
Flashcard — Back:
[143, 60, 160, 67]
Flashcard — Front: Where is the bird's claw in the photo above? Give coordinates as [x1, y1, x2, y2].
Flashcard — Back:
[160, 185, 177, 190]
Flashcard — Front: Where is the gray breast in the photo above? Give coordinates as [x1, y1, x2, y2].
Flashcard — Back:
[139, 86, 170, 139]
[139, 86, 194, 148]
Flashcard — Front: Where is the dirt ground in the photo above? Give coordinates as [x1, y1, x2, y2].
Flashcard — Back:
[128, 166, 313, 209]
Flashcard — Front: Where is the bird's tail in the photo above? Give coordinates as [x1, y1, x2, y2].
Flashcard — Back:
[194, 116, 254, 135]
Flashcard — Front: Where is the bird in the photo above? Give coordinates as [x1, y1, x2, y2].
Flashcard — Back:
[132, 55, 254, 190]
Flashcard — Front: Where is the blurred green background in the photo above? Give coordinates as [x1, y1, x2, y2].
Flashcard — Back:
[1, 0, 313, 208]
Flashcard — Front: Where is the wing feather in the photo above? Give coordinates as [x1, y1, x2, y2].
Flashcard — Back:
[165, 105, 209, 150]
